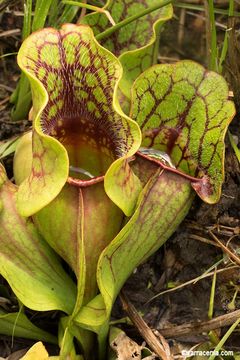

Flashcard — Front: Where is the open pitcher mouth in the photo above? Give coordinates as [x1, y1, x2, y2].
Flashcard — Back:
[42, 107, 123, 185]
[18, 24, 134, 186]
[29, 25, 128, 184]
[16, 24, 142, 216]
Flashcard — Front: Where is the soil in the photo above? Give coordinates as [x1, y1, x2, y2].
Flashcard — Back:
[0, 2, 240, 359]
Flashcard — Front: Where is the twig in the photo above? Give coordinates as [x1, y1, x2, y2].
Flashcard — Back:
[120, 291, 173, 360]
[0, 84, 14, 92]
[209, 231, 240, 266]
[190, 234, 221, 248]
[146, 265, 238, 303]
[158, 56, 180, 62]
[0, 29, 21, 38]
[160, 309, 240, 339]
[177, 8, 185, 47]
[0, 96, 10, 107]
[186, 11, 227, 30]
